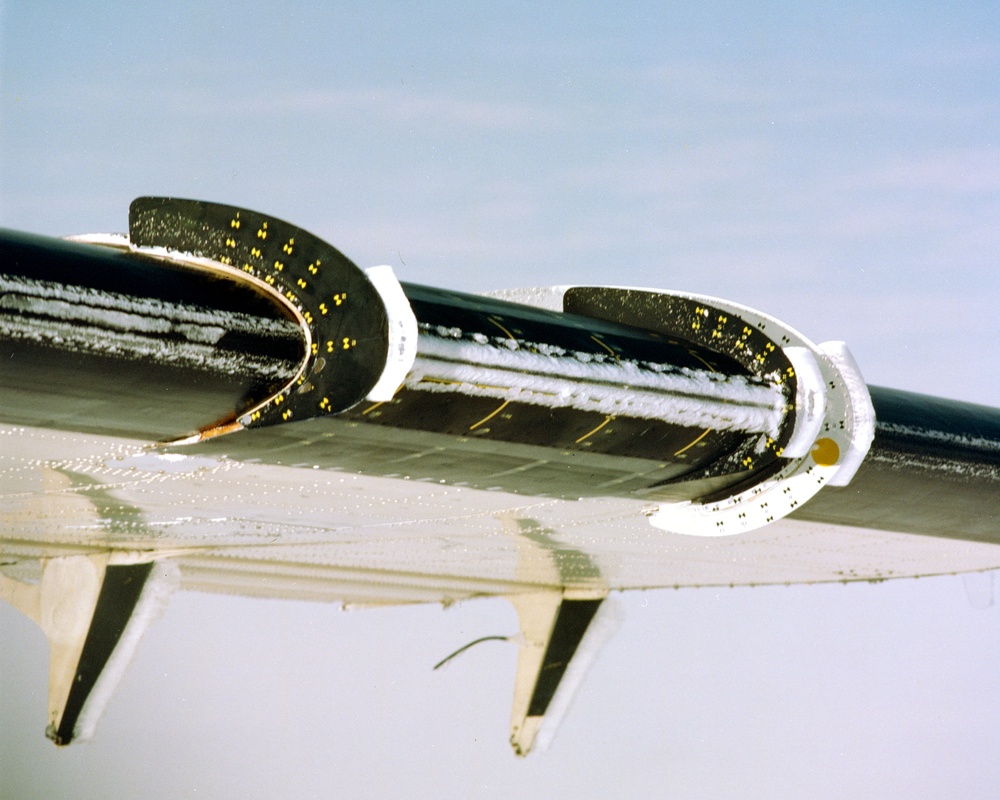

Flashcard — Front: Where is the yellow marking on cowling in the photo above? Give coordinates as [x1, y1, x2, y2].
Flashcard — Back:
[811, 437, 840, 467]
[326, 340, 334, 352]
[264, 275, 275, 285]
[274, 260, 285, 272]
[691, 306, 710, 331]
[319, 397, 332, 411]
[342, 337, 356, 349]
[319, 303, 328, 315]
[308, 261, 320, 275]
[304, 311, 313, 324]
[742, 456, 754, 468]
[297, 278, 307, 289]
[257, 222, 268, 239]
[242, 264, 253, 273]
[575, 415, 613, 444]
[688, 350, 715, 370]
[282, 409, 292, 420]
[251, 247, 262, 258]
[776, 366, 796, 385]
[333, 293, 346, 306]
[274, 394, 285, 405]
[470, 400, 510, 431]
[589, 336, 616, 357]
[220, 256, 232, 265]
[673, 428, 712, 456]
[488, 317, 516, 341]
[311, 343, 319, 355]
[419, 377, 461, 385]
[225, 237, 236, 248]
[230, 214, 241, 229]
[283, 238, 294, 255]
[711, 314, 728, 340]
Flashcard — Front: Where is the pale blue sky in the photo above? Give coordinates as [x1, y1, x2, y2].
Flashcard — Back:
[3, 1, 1000, 797]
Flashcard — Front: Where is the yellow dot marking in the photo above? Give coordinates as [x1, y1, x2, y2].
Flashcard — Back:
[333, 293, 346, 306]
[251, 247, 262, 258]
[470, 400, 510, 431]
[319, 397, 331, 411]
[274, 260, 284, 272]
[575, 415, 614, 444]
[283, 238, 294, 255]
[311, 343, 319, 355]
[342, 337, 356, 349]
[297, 278, 307, 289]
[319, 303, 328, 315]
[225, 237, 236, 248]
[230, 214, 241, 229]
[308, 261, 320, 275]
[811, 437, 840, 467]
[673, 428, 712, 456]
[257, 222, 268, 239]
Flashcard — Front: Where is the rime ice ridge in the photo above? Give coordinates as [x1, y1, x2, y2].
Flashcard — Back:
[410, 333, 786, 436]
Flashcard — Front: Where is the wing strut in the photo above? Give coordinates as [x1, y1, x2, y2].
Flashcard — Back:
[0, 554, 176, 745]
[507, 590, 613, 756]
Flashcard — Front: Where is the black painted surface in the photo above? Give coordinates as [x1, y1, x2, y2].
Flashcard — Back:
[129, 198, 390, 425]
[0, 228, 302, 440]
[348, 282, 764, 475]
[527, 598, 603, 718]
[792, 386, 1000, 543]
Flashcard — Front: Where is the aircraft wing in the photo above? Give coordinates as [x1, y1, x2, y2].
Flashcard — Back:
[3, 198, 1000, 753]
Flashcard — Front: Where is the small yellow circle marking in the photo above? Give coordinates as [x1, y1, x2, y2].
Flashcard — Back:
[811, 437, 840, 467]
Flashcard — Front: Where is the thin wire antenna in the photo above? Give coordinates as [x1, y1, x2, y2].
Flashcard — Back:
[433, 636, 512, 670]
